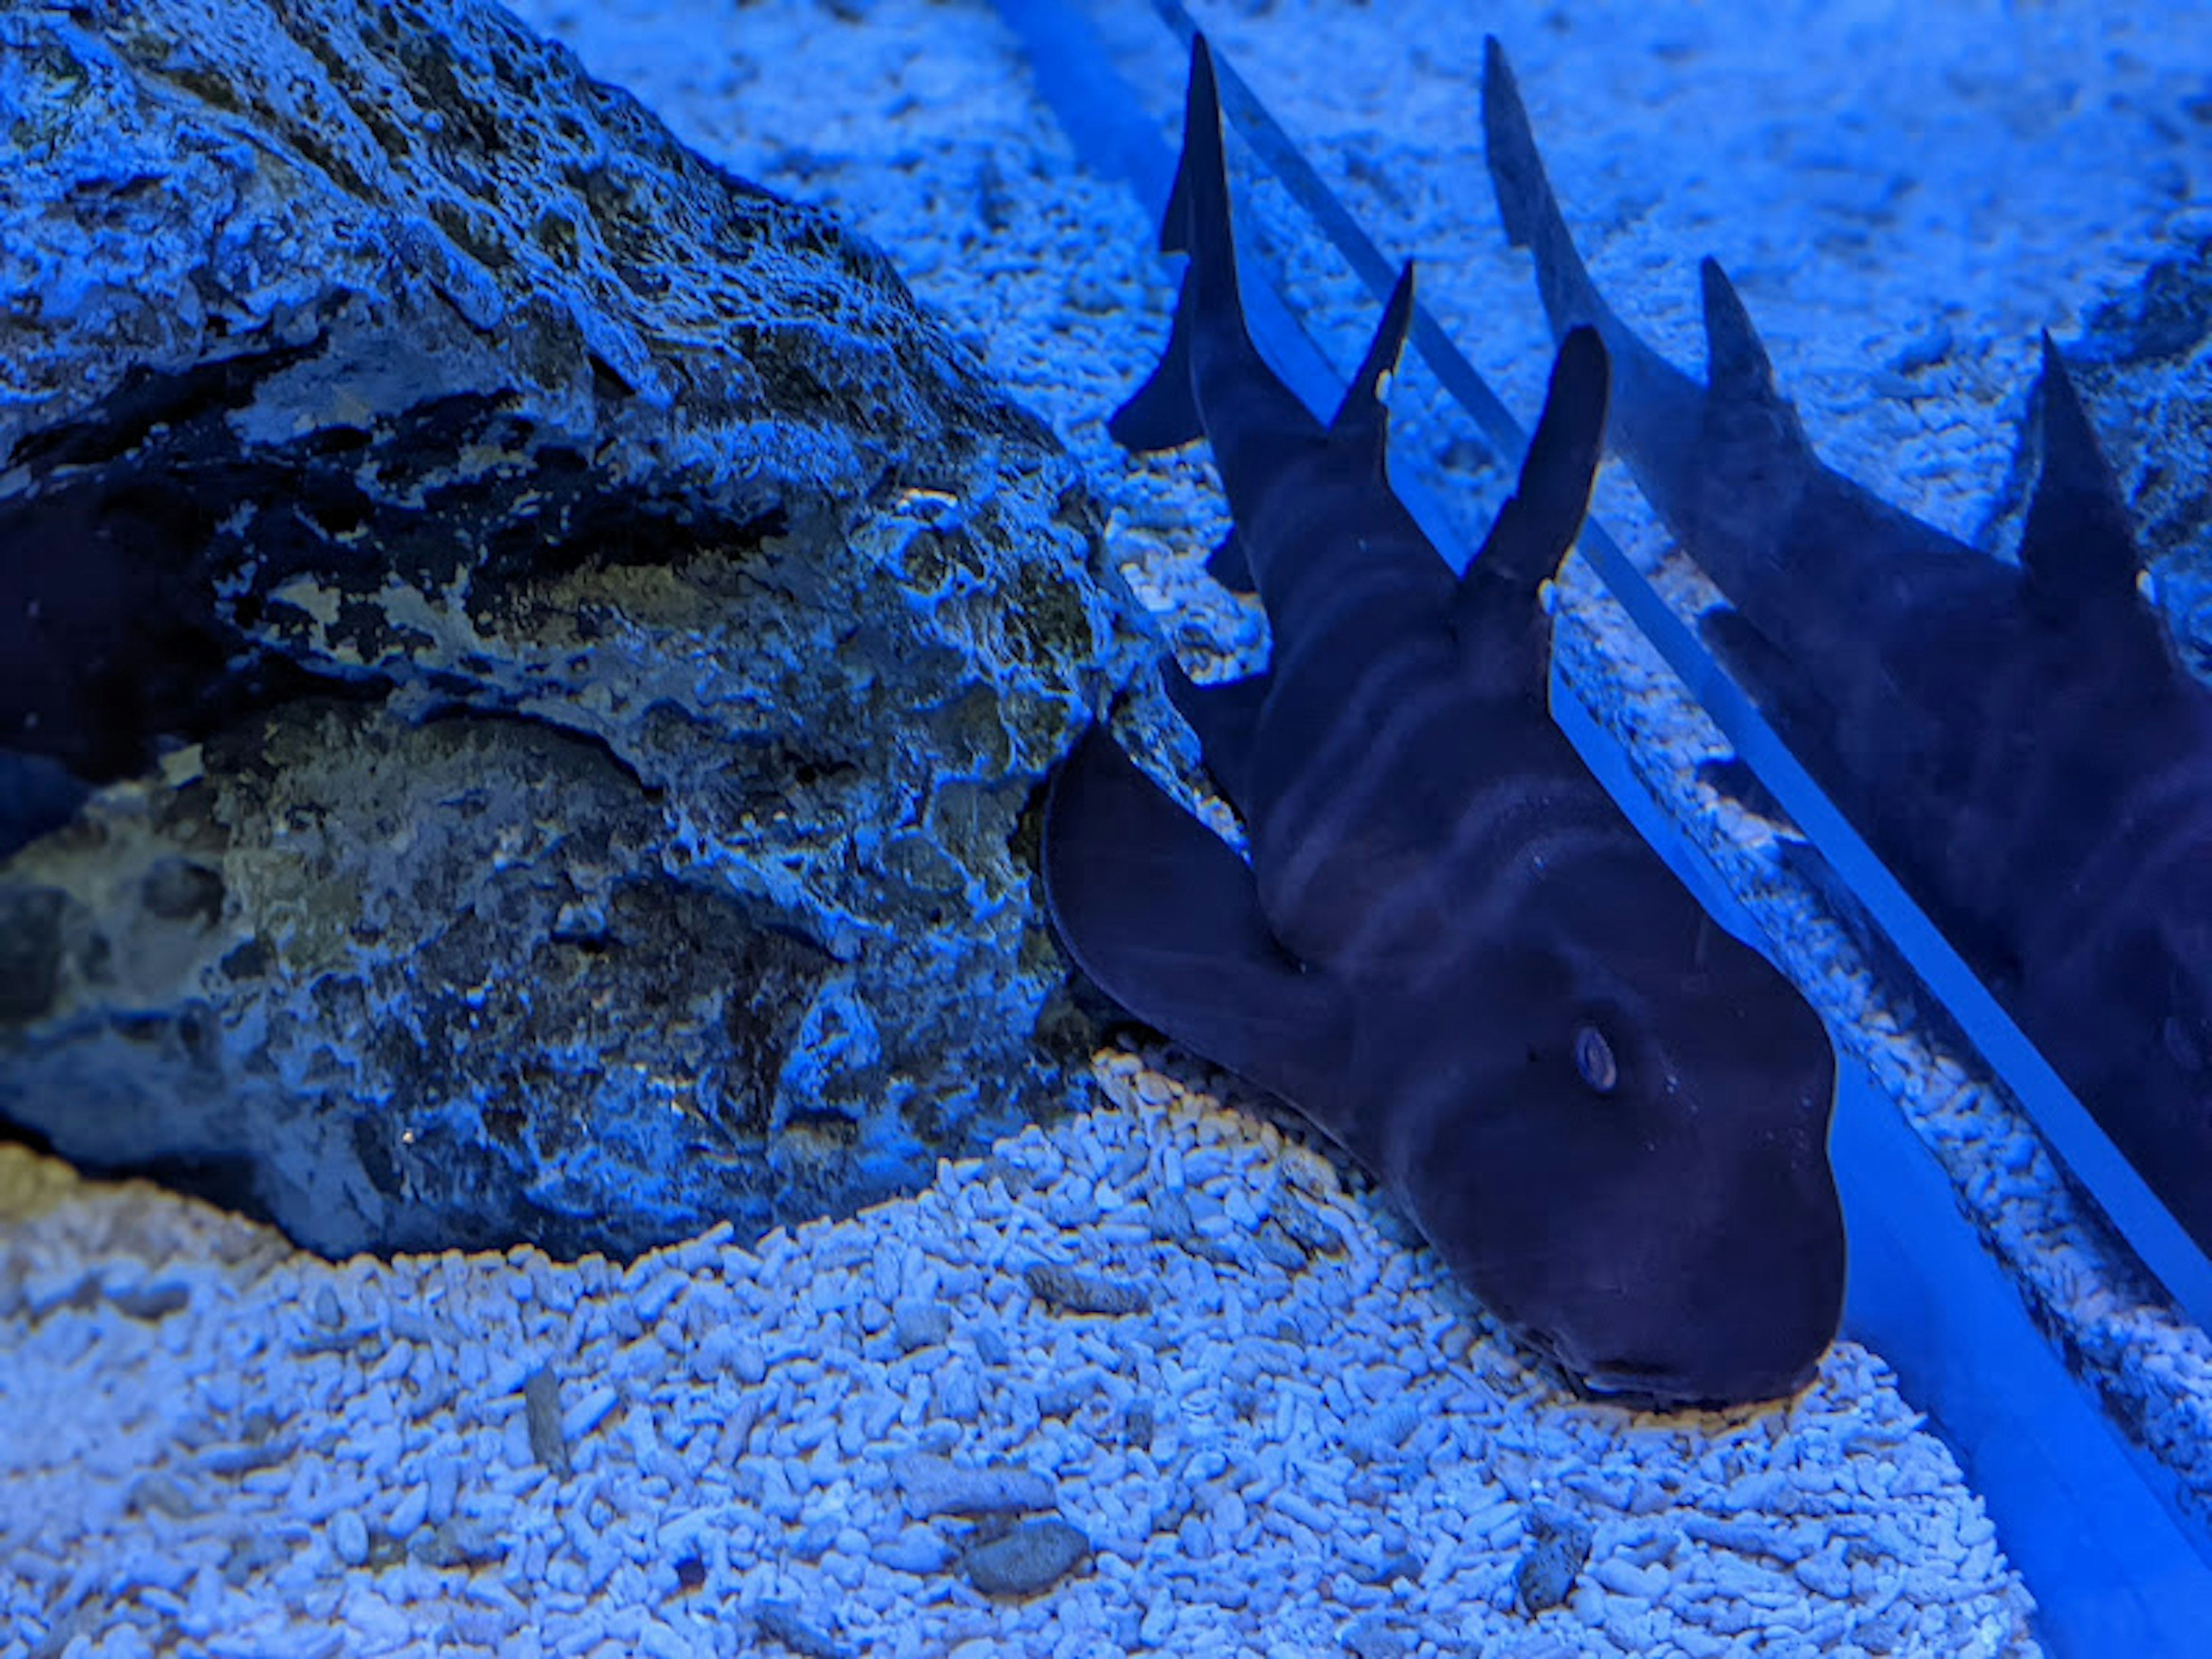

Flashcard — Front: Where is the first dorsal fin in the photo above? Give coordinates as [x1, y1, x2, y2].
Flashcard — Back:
[1156, 43, 1208, 256]
[1328, 262, 1417, 467]
[1457, 324, 1611, 608]
[2019, 331, 2138, 624]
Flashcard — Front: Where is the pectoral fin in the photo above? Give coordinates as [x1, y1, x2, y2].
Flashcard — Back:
[1041, 728, 1351, 1109]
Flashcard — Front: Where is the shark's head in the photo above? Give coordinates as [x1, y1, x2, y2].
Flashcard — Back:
[1389, 863, 1844, 1411]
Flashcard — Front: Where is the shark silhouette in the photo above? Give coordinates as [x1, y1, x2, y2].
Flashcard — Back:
[1042, 36, 1843, 1408]
[1482, 37, 2212, 1255]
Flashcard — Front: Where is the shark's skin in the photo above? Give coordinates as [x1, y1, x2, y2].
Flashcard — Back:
[1482, 38, 2212, 1252]
[1043, 36, 1844, 1410]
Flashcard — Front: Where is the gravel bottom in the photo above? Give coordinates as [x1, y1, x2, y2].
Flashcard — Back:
[1, 1046, 2035, 1658]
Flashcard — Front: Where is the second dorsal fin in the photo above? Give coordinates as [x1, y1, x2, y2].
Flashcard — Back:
[1457, 325, 1611, 608]
[1700, 260, 1789, 416]
[1328, 262, 1418, 470]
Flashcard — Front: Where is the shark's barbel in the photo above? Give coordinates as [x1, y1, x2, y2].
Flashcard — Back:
[1043, 35, 1844, 1410]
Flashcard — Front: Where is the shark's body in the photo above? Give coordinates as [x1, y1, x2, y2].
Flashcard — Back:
[1043, 37, 1843, 1409]
[1483, 40, 2212, 1251]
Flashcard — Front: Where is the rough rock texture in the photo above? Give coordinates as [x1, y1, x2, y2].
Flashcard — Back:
[0, 0, 1153, 1257]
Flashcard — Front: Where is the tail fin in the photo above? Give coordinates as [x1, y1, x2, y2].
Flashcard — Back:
[1041, 728, 1351, 1116]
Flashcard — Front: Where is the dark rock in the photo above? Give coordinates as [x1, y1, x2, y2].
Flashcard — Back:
[963, 1516, 1089, 1597]
[1270, 1187, 1347, 1257]
[409, 1515, 506, 1570]
[1022, 1262, 1152, 1316]
[1514, 1500, 1594, 1616]
[521, 1366, 571, 1479]
[753, 1603, 851, 1659]
[0, 0, 1152, 1257]
[1340, 1612, 1414, 1659]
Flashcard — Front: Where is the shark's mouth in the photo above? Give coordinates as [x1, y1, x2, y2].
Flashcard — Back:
[1525, 1328, 1748, 1411]
[1576, 1358, 1698, 1404]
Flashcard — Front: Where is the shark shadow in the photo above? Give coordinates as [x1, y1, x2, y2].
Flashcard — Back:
[1483, 37, 2212, 1256]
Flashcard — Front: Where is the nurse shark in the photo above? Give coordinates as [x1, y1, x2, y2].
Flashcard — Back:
[1483, 39, 2212, 1251]
[1042, 36, 1844, 1408]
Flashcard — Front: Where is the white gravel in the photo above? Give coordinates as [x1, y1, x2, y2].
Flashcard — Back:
[1, 1046, 2032, 1658]
[11, 0, 2211, 1653]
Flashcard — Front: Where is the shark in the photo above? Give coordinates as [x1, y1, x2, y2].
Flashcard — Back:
[1041, 35, 1844, 1409]
[1482, 37, 2212, 1253]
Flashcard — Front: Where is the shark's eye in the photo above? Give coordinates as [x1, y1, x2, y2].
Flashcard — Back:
[1573, 1024, 1618, 1094]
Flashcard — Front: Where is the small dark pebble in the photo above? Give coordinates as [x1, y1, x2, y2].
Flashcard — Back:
[1366, 1551, 1422, 1586]
[521, 1366, 572, 1479]
[131, 1475, 202, 1521]
[1253, 1225, 1309, 1273]
[674, 1554, 707, 1592]
[1886, 319, 1954, 375]
[755, 1601, 851, 1659]
[1147, 1188, 1194, 1240]
[1271, 1190, 1346, 1256]
[1342, 1612, 1414, 1659]
[1183, 1231, 1244, 1268]
[1023, 1263, 1151, 1317]
[410, 1515, 507, 1570]
[1037, 1378, 1092, 1420]
[1514, 1500, 1594, 1615]
[107, 1283, 192, 1321]
[890, 1451, 1056, 1520]
[222, 1531, 291, 1588]
[964, 1517, 1091, 1597]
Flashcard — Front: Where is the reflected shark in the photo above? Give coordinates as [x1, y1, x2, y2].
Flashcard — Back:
[1483, 38, 2212, 1251]
[1042, 36, 1843, 1408]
